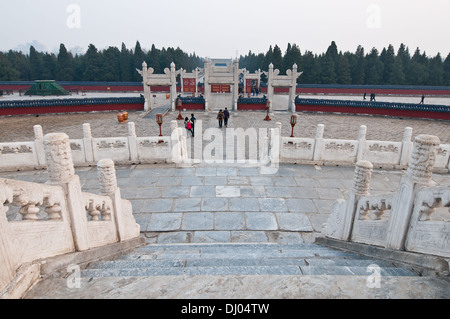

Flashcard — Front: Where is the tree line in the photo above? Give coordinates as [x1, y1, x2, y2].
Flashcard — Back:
[240, 41, 450, 86]
[0, 40, 449, 86]
[0, 41, 203, 83]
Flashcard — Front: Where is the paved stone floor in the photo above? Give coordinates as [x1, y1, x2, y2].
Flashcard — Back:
[3, 162, 450, 245]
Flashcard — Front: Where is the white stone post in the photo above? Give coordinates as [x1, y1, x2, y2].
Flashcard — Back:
[399, 127, 413, 167]
[170, 62, 177, 111]
[33, 125, 46, 166]
[313, 124, 325, 162]
[141, 62, 152, 109]
[341, 160, 373, 240]
[170, 120, 182, 164]
[233, 58, 239, 111]
[267, 63, 274, 112]
[288, 64, 297, 112]
[43, 133, 90, 251]
[82, 123, 94, 163]
[127, 122, 138, 162]
[204, 58, 211, 111]
[356, 125, 367, 162]
[0, 187, 15, 292]
[386, 135, 441, 250]
[97, 159, 139, 241]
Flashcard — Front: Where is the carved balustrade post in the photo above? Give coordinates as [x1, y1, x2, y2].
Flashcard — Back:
[96, 158, 139, 241]
[386, 134, 441, 250]
[43, 133, 90, 251]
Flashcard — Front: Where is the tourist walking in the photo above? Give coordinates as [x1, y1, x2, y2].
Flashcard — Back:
[223, 108, 230, 128]
[217, 109, 224, 128]
[420, 95, 425, 104]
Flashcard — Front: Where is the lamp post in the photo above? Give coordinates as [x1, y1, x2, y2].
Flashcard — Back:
[176, 98, 183, 120]
[156, 113, 163, 137]
[264, 100, 271, 121]
[290, 114, 297, 137]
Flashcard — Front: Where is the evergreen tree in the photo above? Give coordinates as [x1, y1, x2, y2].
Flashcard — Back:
[6, 50, 30, 80]
[0, 52, 20, 80]
[352, 45, 365, 84]
[82, 44, 102, 81]
[443, 53, 450, 86]
[337, 53, 352, 84]
[410, 48, 429, 85]
[427, 53, 443, 86]
[120, 43, 133, 82]
[41, 53, 57, 80]
[102, 46, 121, 81]
[133, 41, 146, 81]
[261, 45, 273, 71]
[320, 54, 336, 84]
[147, 44, 161, 73]
[397, 43, 411, 84]
[283, 43, 302, 76]
[365, 47, 384, 84]
[300, 51, 321, 84]
[29, 46, 43, 80]
[272, 45, 283, 71]
[56, 44, 74, 81]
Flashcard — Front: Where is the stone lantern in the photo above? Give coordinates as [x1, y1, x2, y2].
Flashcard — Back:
[264, 100, 271, 121]
[156, 113, 163, 137]
[290, 114, 297, 137]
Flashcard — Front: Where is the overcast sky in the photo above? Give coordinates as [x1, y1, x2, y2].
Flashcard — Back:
[2, 0, 449, 59]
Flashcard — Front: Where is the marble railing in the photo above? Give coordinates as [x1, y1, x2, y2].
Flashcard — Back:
[323, 135, 450, 259]
[279, 123, 450, 172]
[0, 121, 182, 171]
[0, 134, 140, 294]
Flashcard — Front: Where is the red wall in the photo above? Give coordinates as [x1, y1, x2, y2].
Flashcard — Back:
[0, 103, 143, 116]
[295, 104, 450, 120]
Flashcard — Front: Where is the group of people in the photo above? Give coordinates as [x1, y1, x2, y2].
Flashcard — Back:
[216, 108, 230, 128]
[363, 92, 377, 101]
[183, 108, 231, 136]
[184, 114, 196, 136]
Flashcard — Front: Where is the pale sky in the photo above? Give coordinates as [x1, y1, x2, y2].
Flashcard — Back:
[2, 0, 450, 59]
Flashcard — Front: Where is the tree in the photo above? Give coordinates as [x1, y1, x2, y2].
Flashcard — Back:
[381, 44, 404, 84]
[82, 44, 102, 81]
[351, 45, 365, 84]
[272, 45, 283, 71]
[102, 46, 121, 81]
[283, 43, 302, 76]
[443, 53, 450, 86]
[133, 41, 146, 81]
[365, 48, 384, 84]
[0, 52, 20, 80]
[409, 48, 429, 85]
[41, 53, 57, 80]
[29, 46, 43, 80]
[427, 53, 443, 86]
[120, 43, 133, 82]
[56, 44, 74, 81]
[262, 45, 273, 71]
[336, 53, 352, 84]
[300, 51, 321, 84]
[320, 54, 336, 84]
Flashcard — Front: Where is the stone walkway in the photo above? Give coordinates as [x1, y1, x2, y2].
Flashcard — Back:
[3, 162, 450, 245]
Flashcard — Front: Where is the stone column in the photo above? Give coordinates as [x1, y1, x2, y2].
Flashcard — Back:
[356, 125, 367, 162]
[33, 125, 46, 166]
[82, 123, 94, 163]
[313, 124, 325, 162]
[127, 122, 138, 162]
[43, 133, 90, 251]
[288, 64, 298, 112]
[399, 127, 413, 167]
[233, 58, 239, 111]
[204, 58, 211, 111]
[141, 61, 151, 109]
[0, 186, 15, 292]
[97, 158, 140, 241]
[386, 134, 440, 250]
[170, 62, 177, 111]
[267, 63, 274, 112]
[97, 159, 117, 195]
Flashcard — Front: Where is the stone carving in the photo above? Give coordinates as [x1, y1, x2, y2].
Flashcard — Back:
[0, 145, 32, 154]
[43, 133, 75, 183]
[352, 160, 373, 195]
[139, 140, 169, 148]
[418, 195, 450, 221]
[407, 135, 440, 184]
[368, 144, 399, 153]
[322, 199, 346, 239]
[70, 143, 82, 151]
[96, 140, 126, 150]
[284, 141, 312, 150]
[437, 147, 447, 157]
[358, 196, 393, 220]
[97, 159, 117, 194]
[325, 142, 355, 151]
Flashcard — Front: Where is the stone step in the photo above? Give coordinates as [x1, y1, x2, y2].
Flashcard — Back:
[82, 242, 419, 278]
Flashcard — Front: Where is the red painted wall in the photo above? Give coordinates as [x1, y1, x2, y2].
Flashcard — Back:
[295, 104, 450, 120]
[0, 103, 143, 116]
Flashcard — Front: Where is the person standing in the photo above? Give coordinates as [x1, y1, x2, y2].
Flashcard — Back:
[217, 109, 224, 128]
[190, 113, 196, 136]
[223, 108, 230, 128]
[420, 95, 425, 104]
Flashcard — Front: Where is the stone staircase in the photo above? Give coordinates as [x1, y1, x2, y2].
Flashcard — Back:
[82, 242, 417, 278]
